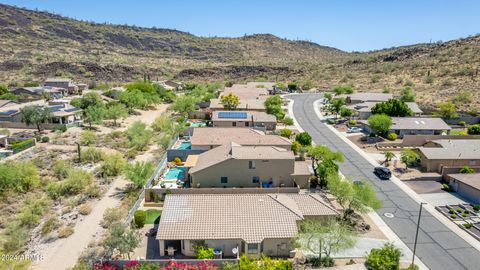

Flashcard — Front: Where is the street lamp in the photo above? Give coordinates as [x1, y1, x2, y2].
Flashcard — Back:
[412, 202, 426, 267]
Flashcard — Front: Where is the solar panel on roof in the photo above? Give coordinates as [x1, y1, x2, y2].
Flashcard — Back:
[64, 108, 80, 113]
[218, 111, 248, 119]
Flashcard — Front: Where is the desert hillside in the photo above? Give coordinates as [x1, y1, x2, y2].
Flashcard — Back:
[0, 4, 479, 110]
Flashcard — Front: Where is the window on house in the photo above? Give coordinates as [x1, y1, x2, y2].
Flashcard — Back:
[245, 122, 249, 127]
[232, 122, 237, 127]
[221, 177, 228, 183]
[249, 161, 256, 169]
[247, 243, 258, 254]
[252, 176, 260, 183]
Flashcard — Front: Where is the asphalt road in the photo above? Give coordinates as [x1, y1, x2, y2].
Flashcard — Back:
[289, 93, 480, 270]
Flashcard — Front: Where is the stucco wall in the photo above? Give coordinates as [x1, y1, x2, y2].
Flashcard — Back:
[262, 238, 292, 257]
[455, 182, 480, 204]
[191, 158, 295, 188]
[420, 152, 480, 173]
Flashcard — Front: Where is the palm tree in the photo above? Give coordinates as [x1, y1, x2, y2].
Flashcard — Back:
[383, 151, 395, 165]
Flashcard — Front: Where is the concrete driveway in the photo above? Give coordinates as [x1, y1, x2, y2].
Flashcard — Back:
[288, 93, 480, 270]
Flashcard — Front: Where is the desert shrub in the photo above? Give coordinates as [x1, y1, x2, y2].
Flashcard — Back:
[291, 141, 301, 155]
[125, 161, 155, 189]
[387, 133, 397, 141]
[280, 128, 292, 138]
[282, 117, 294, 125]
[474, 205, 480, 211]
[134, 210, 146, 228]
[41, 136, 50, 143]
[2, 224, 29, 253]
[18, 196, 51, 228]
[126, 149, 138, 159]
[365, 243, 401, 270]
[80, 147, 104, 163]
[79, 204, 92, 215]
[464, 223, 473, 229]
[102, 208, 124, 228]
[173, 157, 182, 165]
[100, 153, 127, 178]
[53, 125, 67, 133]
[458, 121, 466, 127]
[195, 246, 214, 259]
[41, 217, 60, 236]
[126, 121, 153, 151]
[58, 224, 75, 238]
[309, 256, 334, 267]
[52, 160, 73, 179]
[80, 130, 97, 146]
[349, 120, 357, 125]
[46, 169, 95, 199]
[0, 161, 40, 194]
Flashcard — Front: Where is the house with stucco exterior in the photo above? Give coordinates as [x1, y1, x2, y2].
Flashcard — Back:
[211, 111, 277, 130]
[156, 193, 338, 258]
[185, 142, 311, 188]
[418, 139, 480, 173]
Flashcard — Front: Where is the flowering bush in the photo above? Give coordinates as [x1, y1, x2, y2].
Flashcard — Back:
[164, 260, 218, 270]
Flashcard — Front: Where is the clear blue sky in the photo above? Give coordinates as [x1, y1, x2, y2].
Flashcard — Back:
[2, 0, 479, 52]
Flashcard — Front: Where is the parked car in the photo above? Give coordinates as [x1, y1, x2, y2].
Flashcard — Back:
[374, 167, 392, 180]
[347, 127, 363, 133]
[145, 228, 157, 237]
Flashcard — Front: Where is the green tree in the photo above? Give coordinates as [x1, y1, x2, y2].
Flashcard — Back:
[400, 149, 420, 170]
[171, 95, 198, 117]
[126, 81, 154, 93]
[102, 224, 141, 259]
[105, 102, 128, 126]
[371, 99, 413, 117]
[365, 243, 401, 270]
[265, 95, 285, 120]
[308, 145, 344, 188]
[399, 86, 416, 102]
[220, 93, 240, 110]
[0, 93, 18, 101]
[368, 114, 392, 137]
[328, 175, 382, 219]
[20, 106, 53, 132]
[324, 93, 333, 102]
[71, 92, 103, 109]
[295, 132, 312, 146]
[340, 107, 353, 118]
[124, 161, 155, 189]
[329, 98, 346, 117]
[295, 219, 357, 265]
[84, 105, 105, 128]
[125, 121, 153, 151]
[437, 102, 458, 120]
[119, 89, 149, 109]
[467, 124, 480, 135]
[100, 153, 127, 178]
[383, 151, 396, 165]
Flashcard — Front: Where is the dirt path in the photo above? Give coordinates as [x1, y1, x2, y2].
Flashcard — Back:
[32, 178, 130, 270]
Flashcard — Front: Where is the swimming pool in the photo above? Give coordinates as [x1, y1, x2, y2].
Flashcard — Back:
[189, 121, 207, 127]
[178, 141, 191, 150]
[165, 166, 186, 180]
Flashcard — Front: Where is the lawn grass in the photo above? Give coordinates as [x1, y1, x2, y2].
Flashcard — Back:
[145, 209, 162, 224]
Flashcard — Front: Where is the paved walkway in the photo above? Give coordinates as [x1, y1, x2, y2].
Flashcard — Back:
[287, 93, 480, 270]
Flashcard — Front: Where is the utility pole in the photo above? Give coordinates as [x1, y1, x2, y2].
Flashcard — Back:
[412, 202, 426, 267]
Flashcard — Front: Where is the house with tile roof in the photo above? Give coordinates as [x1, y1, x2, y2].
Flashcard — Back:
[185, 142, 311, 188]
[418, 139, 480, 173]
[156, 193, 338, 258]
[189, 127, 291, 151]
[211, 111, 277, 130]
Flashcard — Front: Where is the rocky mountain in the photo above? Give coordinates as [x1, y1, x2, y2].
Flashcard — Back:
[0, 4, 479, 109]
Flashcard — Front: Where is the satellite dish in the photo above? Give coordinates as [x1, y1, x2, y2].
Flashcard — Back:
[232, 247, 238, 255]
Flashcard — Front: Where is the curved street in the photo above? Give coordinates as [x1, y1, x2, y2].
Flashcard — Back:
[288, 93, 480, 270]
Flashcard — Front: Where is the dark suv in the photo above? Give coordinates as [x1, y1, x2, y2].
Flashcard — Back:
[374, 167, 392, 179]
